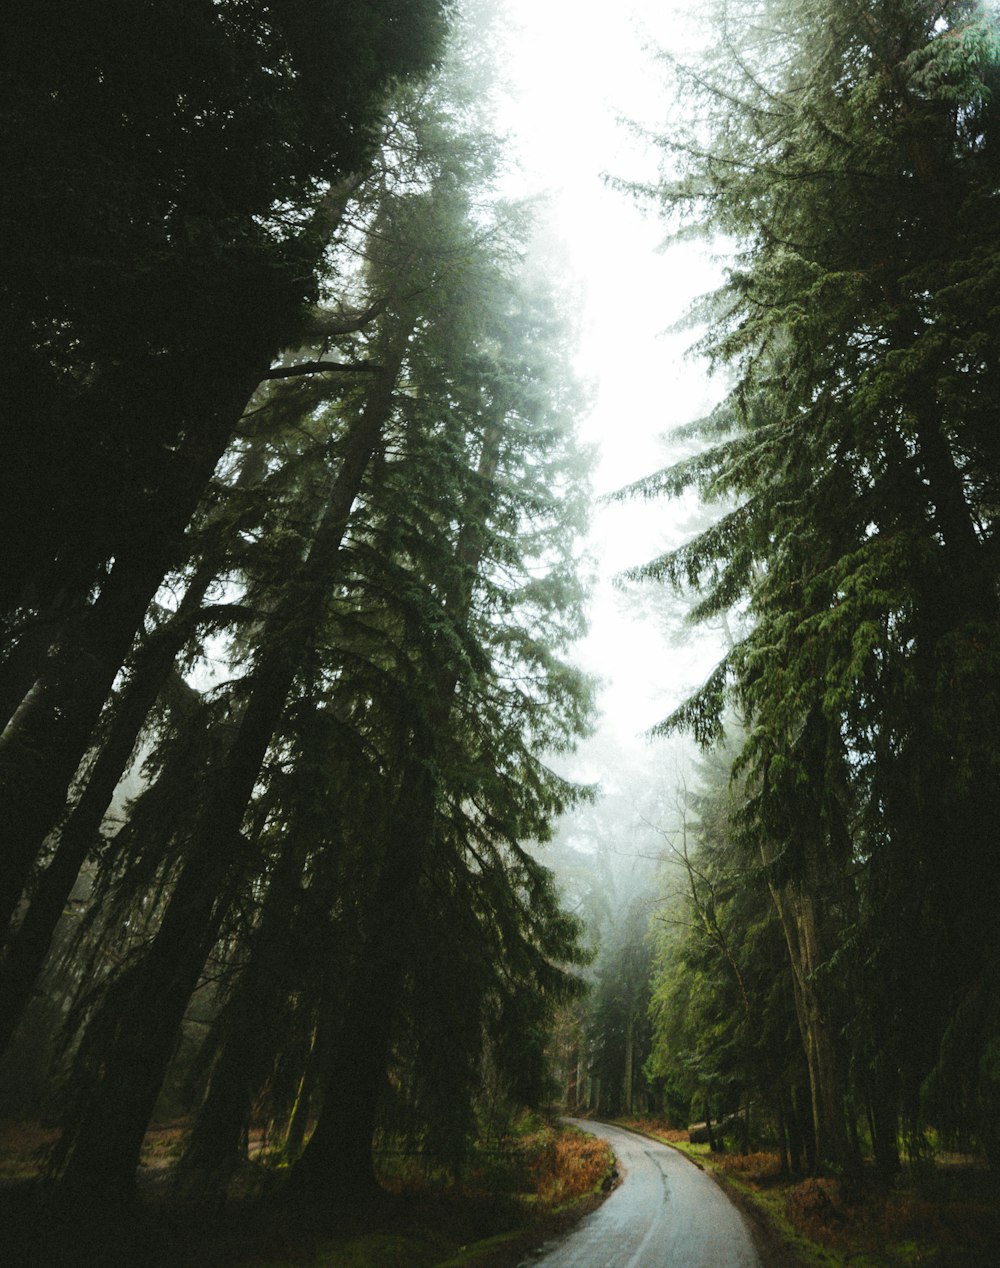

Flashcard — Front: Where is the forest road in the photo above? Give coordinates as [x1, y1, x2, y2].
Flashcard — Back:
[521, 1119, 762, 1268]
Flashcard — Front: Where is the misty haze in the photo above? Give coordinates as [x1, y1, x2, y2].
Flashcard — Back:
[2, 2, 999, 1265]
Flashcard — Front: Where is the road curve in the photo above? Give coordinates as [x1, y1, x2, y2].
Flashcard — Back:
[522, 1119, 762, 1268]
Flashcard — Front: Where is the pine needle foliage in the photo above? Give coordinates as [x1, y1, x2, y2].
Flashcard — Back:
[632, 0, 1000, 1168]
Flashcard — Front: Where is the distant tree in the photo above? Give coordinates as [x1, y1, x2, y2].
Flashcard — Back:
[647, 744, 815, 1168]
[544, 764, 675, 1121]
[586, 896, 655, 1118]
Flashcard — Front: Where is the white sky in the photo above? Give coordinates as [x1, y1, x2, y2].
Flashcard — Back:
[492, 0, 727, 770]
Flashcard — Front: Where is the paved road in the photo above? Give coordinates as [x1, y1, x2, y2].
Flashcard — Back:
[522, 1119, 762, 1268]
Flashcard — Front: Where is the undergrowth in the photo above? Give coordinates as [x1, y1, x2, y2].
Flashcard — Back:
[0, 1116, 614, 1268]
[374, 1120, 613, 1208]
[527, 1125, 615, 1205]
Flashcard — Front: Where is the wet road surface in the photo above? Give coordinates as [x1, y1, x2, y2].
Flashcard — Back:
[523, 1119, 762, 1267]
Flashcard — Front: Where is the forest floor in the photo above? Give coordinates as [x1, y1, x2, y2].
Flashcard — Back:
[616, 1117, 1000, 1267]
[0, 1116, 615, 1268]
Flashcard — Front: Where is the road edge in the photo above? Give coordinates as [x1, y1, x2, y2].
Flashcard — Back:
[581, 1120, 806, 1268]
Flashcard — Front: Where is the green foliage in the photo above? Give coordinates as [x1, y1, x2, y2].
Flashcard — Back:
[585, 897, 656, 1118]
[14, 16, 598, 1201]
[646, 743, 802, 1140]
[632, 0, 1000, 1166]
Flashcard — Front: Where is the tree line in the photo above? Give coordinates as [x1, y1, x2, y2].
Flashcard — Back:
[0, 1, 596, 1211]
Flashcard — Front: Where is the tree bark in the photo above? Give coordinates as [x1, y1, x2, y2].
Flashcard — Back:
[283, 1028, 320, 1162]
[766, 869, 851, 1171]
[177, 837, 310, 1187]
[0, 580, 94, 732]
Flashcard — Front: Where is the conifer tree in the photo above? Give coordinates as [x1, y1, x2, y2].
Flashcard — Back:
[647, 744, 818, 1169]
[0, 0, 449, 937]
[630, 0, 1000, 1168]
[40, 33, 596, 1206]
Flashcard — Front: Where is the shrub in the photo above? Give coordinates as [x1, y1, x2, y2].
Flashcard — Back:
[711, 1151, 783, 1183]
[785, 1178, 850, 1245]
[624, 1118, 688, 1143]
[530, 1128, 614, 1205]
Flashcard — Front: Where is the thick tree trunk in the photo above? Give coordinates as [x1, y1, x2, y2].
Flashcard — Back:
[49, 667, 297, 1203]
[291, 751, 435, 1201]
[177, 840, 308, 1186]
[291, 990, 392, 1201]
[176, 1014, 261, 1185]
[46, 851, 238, 1205]
[868, 1055, 901, 1177]
[0, 581, 93, 733]
[704, 1101, 719, 1153]
[767, 872, 851, 1171]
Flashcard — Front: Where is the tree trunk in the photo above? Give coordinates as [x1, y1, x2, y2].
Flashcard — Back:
[49, 344, 407, 1208]
[622, 1013, 635, 1117]
[283, 1028, 319, 1162]
[704, 1100, 719, 1153]
[290, 989, 392, 1201]
[290, 421, 506, 1201]
[177, 838, 309, 1187]
[566, 1041, 579, 1111]
[776, 1090, 791, 1174]
[0, 579, 94, 733]
[869, 1060, 901, 1178]
[794, 1081, 816, 1173]
[767, 872, 851, 1171]
[0, 392, 258, 937]
[291, 751, 435, 1201]
[47, 837, 248, 1200]
[0, 570, 216, 1055]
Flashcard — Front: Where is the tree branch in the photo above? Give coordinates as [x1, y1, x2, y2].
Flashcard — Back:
[303, 297, 389, 339]
[260, 360, 381, 382]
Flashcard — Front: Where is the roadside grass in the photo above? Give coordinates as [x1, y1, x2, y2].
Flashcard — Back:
[0, 1117, 615, 1268]
[618, 1118, 1000, 1267]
